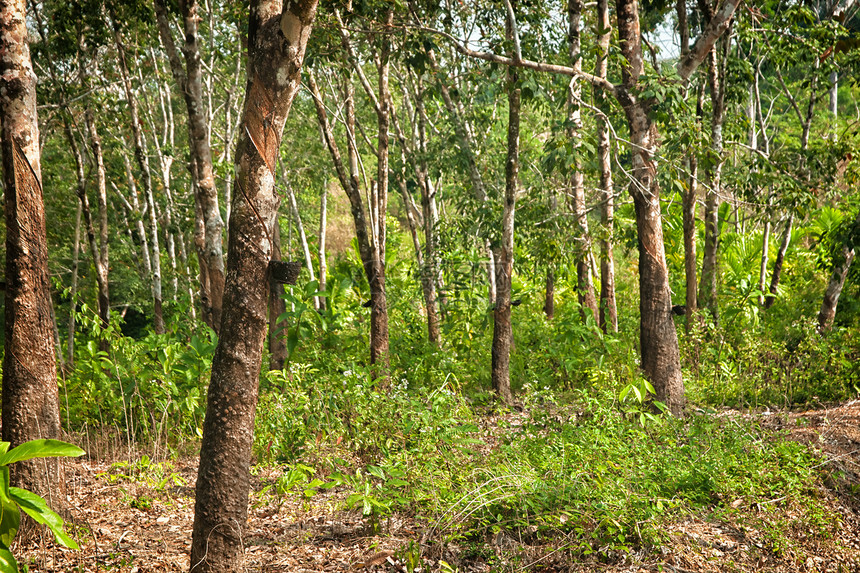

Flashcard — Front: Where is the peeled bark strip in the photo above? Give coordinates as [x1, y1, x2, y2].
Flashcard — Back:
[595, 0, 617, 333]
[568, 0, 598, 320]
[0, 0, 65, 515]
[155, 0, 226, 332]
[190, 1, 318, 571]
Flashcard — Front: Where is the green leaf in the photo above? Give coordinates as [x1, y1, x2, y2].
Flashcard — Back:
[0, 547, 18, 573]
[9, 488, 79, 549]
[0, 472, 20, 551]
[0, 440, 85, 466]
[366, 466, 385, 480]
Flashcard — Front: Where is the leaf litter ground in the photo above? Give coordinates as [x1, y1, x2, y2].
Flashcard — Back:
[14, 401, 860, 572]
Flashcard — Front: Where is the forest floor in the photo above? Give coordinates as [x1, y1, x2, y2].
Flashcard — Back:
[15, 401, 860, 573]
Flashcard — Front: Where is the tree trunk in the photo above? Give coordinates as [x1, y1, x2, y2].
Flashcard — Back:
[683, 152, 699, 330]
[391, 73, 442, 343]
[595, 0, 617, 333]
[68, 200, 82, 368]
[308, 69, 389, 378]
[368, 11, 393, 379]
[678, 1, 698, 331]
[427, 49, 496, 304]
[155, 0, 226, 333]
[568, 0, 598, 320]
[0, 0, 65, 517]
[318, 178, 327, 311]
[817, 245, 854, 333]
[491, 3, 519, 406]
[111, 15, 165, 334]
[119, 152, 154, 287]
[190, 2, 318, 571]
[543, 268, 555, 320]
[284, 178, 319, 310]
[268, 225, 288, 371]
[84, 110, 111, 351]
[698, 35, 729, 321]
[616, 0, 685, 415]
[758, 197, 772, 306]
[764, 214, 793, 309]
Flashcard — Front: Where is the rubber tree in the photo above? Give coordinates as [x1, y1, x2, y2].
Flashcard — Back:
[415, 0, 739, 414]
[0, 0, 66, 519]
[155, 0, 227, 333]
[698, 1, 733, 321]
[110, 11, 165, 334]
[308, 64, 392, 380]
[490, 0, 521, 406]
[595, 0, 617, 333]
[568, 0, 598, 319]
[190, 1, 318, 571]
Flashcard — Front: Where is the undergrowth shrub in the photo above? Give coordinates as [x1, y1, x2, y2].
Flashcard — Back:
[61, 304, 214, 447]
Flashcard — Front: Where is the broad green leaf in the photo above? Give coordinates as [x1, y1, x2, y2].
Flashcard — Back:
[0, 440, 85, 466]
[9, 488, 79, 549]
[0, 547, 18, 573]
[366, 466, 385, 480]
[0, 489, 20, 551]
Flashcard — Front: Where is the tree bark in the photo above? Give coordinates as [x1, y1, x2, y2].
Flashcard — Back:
[190, 1, 318, 571]
[369, 11, 393, 378]
[68, 200, 82, 368]
[390, 74, 442, 343]
[491, 2, 520, 406]
[595, 0, 617, 333]
[568, 0, 598, 320]
[0, 0, 65, 518]
[155, 0, 227, 333]
[543, 268, 555, 320]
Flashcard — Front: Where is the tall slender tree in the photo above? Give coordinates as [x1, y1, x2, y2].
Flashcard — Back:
[190, 1, 318, 570]
[0, 0, 66, 520]
[155, 0, 227, 332]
